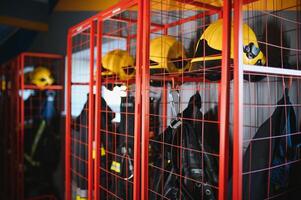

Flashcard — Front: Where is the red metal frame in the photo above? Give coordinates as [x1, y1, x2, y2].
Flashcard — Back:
[87, 21, 95, 200]
[2, 52, 64, 200]
[1, 57, 20, 200]
[133, 0, 143, 199]
[20, 54, 25, 200]
[233, 0, 243, 199]
[140, 0, 150, 199]
[219, 0, 231, 199]
[233, 1, 301, 200]
[65, 29, 72, 200]
[94, 18, 102, 200]
[174, 0, 221, 11]
[66, 0, 229, 198]
[66, 0, 301, 200]
[65, 21, 95, 200]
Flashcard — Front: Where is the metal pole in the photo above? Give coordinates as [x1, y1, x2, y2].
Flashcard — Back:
[88, 21, 96, 200]
[141, 0, 150, 199]
[233, 0, 243, 199]
[94, 18, 103, 200]
[162, 28, 168, 131]
[20, 54, 25, 200]
[133, 0, 143, 199]
[218, 0, 231, 199]
[65, 30, 72, 200]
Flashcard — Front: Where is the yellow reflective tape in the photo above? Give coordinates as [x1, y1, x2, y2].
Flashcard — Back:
[110, 161, 116, 171]
[110, 161, 121, 173]
[110, 163, 114, 171]
[92, 144, 105, 159]
[92, 149, 95, 159]
[101, 147, 106, 156]
[114, 162, 121, 173]
[92, 141, 95, 159]
[1, 80, 5, 91]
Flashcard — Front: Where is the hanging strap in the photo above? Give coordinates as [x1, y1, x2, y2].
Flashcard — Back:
[24, 120, 46, 166]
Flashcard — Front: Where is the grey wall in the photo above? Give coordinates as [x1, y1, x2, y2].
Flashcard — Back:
[30, 11, 97, 55]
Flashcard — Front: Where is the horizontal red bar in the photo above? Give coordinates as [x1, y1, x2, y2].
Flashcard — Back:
[23, 85, 63, 90]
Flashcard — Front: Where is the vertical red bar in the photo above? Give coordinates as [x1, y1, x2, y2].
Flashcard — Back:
[127, 21, 132, 52]
[13, 57, 18, 200]
[233, 0, 243, 200]
[88, 21, 96, 200]
[94, 18, 103, 200]
[15, 57, 18, 200]
[133, 0, 143, 199]
[218, 0, 231, 199]
[20, 54, 25, 200]
[65, 30, 72, 200]
[162, 84, 167, 131]
[162, 27, 168, 131]
[141, 0, 150, 199]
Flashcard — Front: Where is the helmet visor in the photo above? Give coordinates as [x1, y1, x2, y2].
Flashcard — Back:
[243, 42, 265, 65]
[243, 42, 260, 59]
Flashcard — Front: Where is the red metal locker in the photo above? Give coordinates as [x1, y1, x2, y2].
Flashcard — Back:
[2, 52, 64, 200]
[65, 21, 97, 200]
[233, 1, 301, 200]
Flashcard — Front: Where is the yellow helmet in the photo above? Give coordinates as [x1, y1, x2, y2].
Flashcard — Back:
[30, 66, 54, 88]
[150, 36, 189, 73]
[102, 49, 135, 81]
[191, 19, 266, 66]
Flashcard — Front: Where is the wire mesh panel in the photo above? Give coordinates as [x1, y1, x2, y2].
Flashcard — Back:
[1, 53, 64, 200]
[232, 0, 301, 199]
[66, 0, 301, 199]
[21, 53, 64, 199]
[1, 58, 20, 200]
[0, 67, 3, 200]
[141, 0, 232, 199]
[241, 74, 301, 200]
[66, 21, 96, 200]
[94, 1, 142, 199]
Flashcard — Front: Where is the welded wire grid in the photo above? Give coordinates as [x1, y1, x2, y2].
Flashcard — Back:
[146, 0, 223, 199]
[68, 24, 96, 200]
[66, 0, 301, 200]
[1, 58, 20, 200]
[96, 7, 139, 200]
[240, 1, 301, 199]
[22, 54, 64, 199]
[22, 54, 64, 117]
[1, 53, 64, 200]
